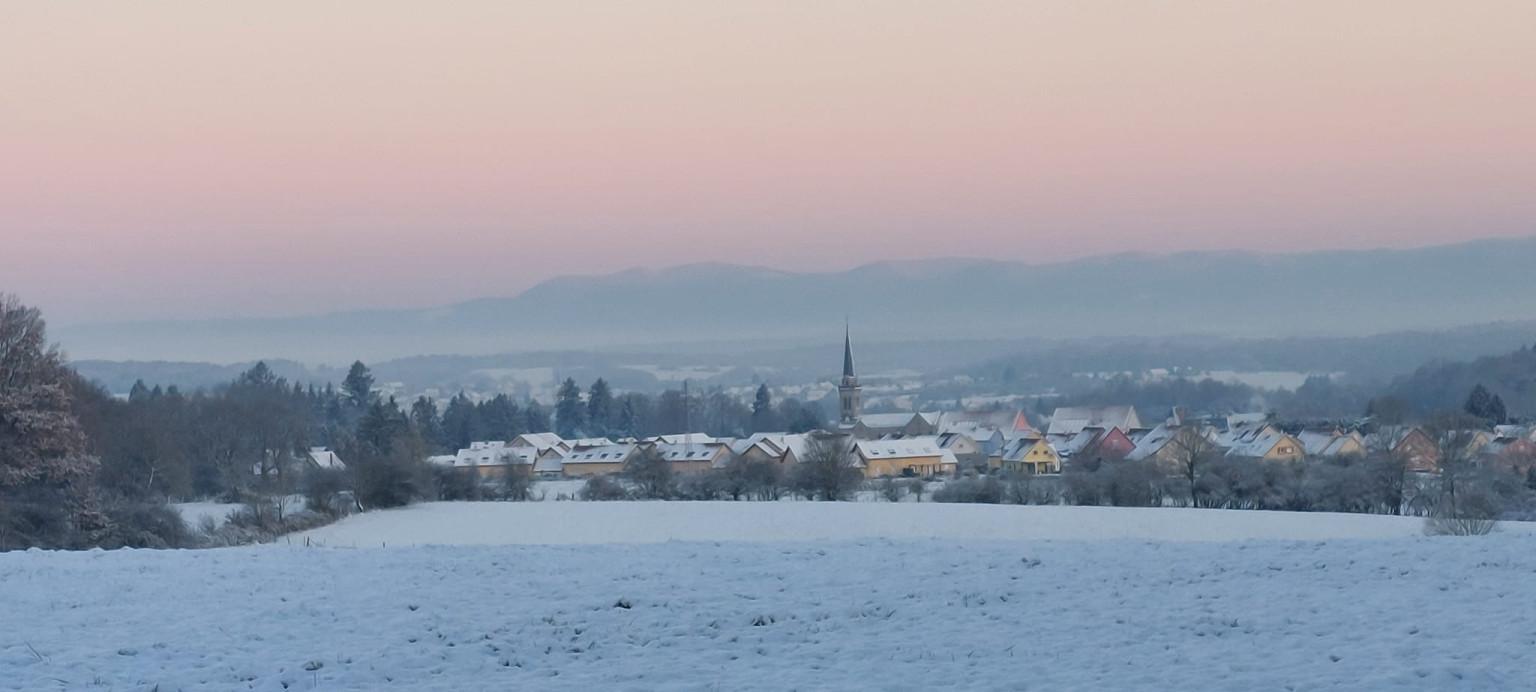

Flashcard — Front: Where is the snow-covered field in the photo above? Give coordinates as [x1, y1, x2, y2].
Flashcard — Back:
[6, 503, 1534, 690]
[294, 501, 1481, 547]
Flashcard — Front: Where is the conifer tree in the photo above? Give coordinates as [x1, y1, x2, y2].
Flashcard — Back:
[554, 378, 585, 437]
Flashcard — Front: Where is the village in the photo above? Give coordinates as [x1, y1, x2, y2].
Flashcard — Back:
[382, 332, 1536, 494]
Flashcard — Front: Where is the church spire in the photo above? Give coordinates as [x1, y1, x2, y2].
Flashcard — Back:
[838, 322, 861, 425]
[842, 321, 856, 380]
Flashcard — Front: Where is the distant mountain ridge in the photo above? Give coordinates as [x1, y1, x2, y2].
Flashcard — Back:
[53, 235, 1536, 363]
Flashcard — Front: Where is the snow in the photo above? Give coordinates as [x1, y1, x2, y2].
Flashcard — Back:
[8, 503, 1535, 690]
[289, 502, 1530, 547]
[173, 501, 242, 528]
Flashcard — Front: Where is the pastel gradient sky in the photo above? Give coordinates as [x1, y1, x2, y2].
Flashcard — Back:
[3, 1, 1534, 324]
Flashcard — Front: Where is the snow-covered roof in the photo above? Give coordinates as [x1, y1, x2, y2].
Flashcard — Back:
[1125, 425, 1178, 462]
[566, 437, 615, 449]
[1215, 425, 1296, 459]
[1047, 406, 1139, 437]
[649, 441, 729, 461]
[1049, 427, 1105, 456]
[307, 448, 346, 470]
[648, 433, 720, 445]
[1296, 430, 1341, 457]
[856, 413, 925, 429]
[511, 433, 567, 452]
[855, 437, 944, 460]
[998, 436, 1050, 462]
[453, 446, 536, 467]
[533, 456, 564, 473]
[562, 444, 637, 464]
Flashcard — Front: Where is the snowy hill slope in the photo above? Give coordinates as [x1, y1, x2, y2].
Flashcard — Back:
[6, 533, 1535, 690]
[291, 501, 1523, 547]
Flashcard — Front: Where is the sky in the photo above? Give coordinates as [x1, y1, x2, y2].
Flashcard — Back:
[3, 1, 1534, 325]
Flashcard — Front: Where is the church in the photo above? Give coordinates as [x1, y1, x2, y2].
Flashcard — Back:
[836, 327, 939, 440]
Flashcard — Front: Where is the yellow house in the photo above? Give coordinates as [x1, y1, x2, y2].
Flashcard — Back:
[990, 436, 1061, 475]
[1217, 424, 1306, 462]
[854, 438, 957, 478]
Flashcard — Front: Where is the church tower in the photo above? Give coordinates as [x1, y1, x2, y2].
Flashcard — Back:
[838, 324, 862, 425]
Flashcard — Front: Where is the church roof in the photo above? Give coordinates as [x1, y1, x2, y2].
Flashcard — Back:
[842, 325, 856, 379]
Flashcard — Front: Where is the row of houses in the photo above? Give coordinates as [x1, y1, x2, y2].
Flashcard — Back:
[429, 431, 966, 481]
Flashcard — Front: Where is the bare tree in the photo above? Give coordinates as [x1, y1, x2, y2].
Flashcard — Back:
[624, 446, 675, 500]
[1163, 427, 1219, 508]
[790, 434, 861, 501]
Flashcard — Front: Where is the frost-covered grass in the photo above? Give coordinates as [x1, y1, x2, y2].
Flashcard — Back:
[6, 504, 1533, 690]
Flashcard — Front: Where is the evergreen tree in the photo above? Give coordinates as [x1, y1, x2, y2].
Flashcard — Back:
[1464, 384, 1503, 423]
[614, 395, 641, 439]
[480, 394, 523, 440]
[409, 396, 443, 450]
[523, 400, 552, 433]
[128, 379, 150, 403]
[586, 379, 614, 436]
[554, 378, 585, 438]
[440, 393, 480, 451]
[357, 398, 408, 455]
[751, 384, 774, 432]
[342, 361, 375, 409]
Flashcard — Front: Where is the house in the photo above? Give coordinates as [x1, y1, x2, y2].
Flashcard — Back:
[1480, 435, 1536, 473]
[560, 443, 638, 477]
[730, 432, 818, 467]
[1214, 424, 1305, 462]
[1046, 406, 1141, 437]
[1375, 427, 1440, 473]
[644, 440, 732, 475]
[1125, 424, 1189, 466]
[452, 441, 536, 479]
[1296, 430, 1366, 459]
[935, 432, 987, 471]
[849, 412, 939, 439]
[510, 432, 568, 454]
[991, 435, 1061, 475]
[1049, 426, 1135, 467]
[305, 447, 346, 471]
[853, 437, 956, 478]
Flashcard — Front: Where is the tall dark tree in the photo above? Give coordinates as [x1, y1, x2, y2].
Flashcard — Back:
[586, 379, 614, 436]
[1464, 384, 1504, 423]
[409, 396, 443, 451]
[554, 378, 585, 438]
[479, 394, 523, 440]
[523, 400, 551, 434]
[440, 393, 481, 451]
[342, 361, 376, 410]
[614, 394, 645, 439]
[751, 384, 775, 432]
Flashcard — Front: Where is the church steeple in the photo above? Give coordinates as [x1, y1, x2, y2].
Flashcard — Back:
[842, 323, 856, 381]
[838, 323, 861, 425]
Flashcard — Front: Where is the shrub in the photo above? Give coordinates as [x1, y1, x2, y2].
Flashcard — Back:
[932, 476, 1003, 504]
[98, 499, 193, 549]
[675, 472, 728, 501]
[579, 475, 630, 501]
[303, 467, 352, 515]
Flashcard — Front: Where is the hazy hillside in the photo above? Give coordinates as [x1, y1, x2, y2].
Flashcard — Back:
[1385, 343, 1536, 417]
[54, 236, 1536, 364]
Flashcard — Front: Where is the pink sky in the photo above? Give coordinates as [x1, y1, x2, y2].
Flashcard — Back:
[3, 1, 1534, 324]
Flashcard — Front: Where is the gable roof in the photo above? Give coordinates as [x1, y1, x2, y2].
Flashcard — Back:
[562, 443, 637, 464]
[1125, 424, 1179, 461]
[854, 437, 944, 461]
[1047, 406, 1140, 437]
